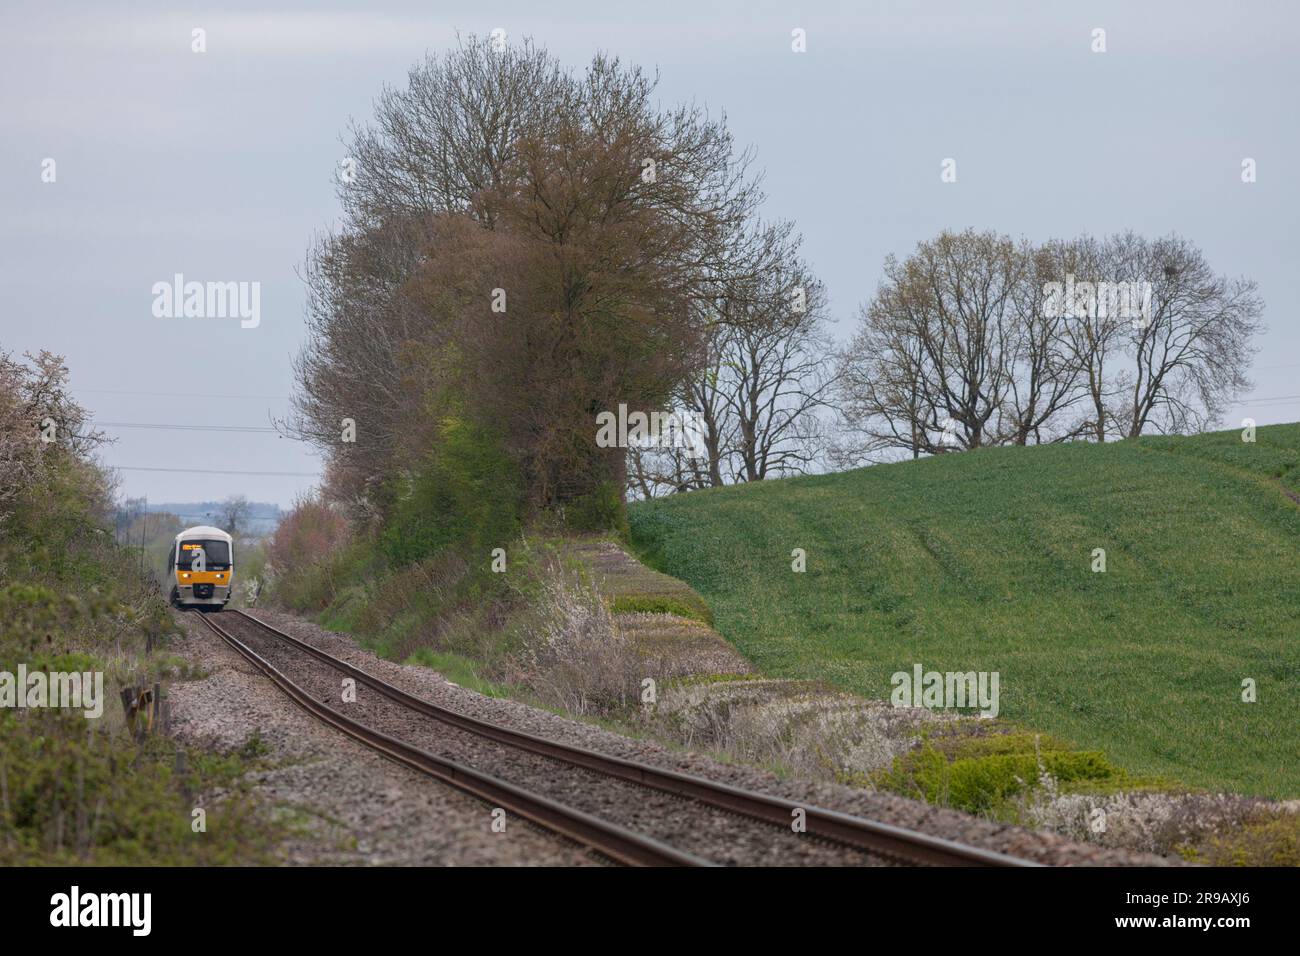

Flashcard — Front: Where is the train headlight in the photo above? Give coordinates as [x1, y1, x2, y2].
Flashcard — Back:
[181, 572, 190, 579]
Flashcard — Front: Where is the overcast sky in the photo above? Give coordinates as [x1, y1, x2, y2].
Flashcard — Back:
[2, 0, 1296, 507]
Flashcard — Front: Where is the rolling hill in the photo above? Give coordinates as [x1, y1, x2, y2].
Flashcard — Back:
[628, 424, 1300, 798]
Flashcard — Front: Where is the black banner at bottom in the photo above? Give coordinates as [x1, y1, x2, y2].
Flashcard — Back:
[0, 864, 1283, 942]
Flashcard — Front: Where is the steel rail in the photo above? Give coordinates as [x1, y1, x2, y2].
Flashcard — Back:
[228, 609, 1040, 867]
[194, 610, 711, 867]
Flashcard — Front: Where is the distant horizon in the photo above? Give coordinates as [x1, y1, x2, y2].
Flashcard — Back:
[127, 500, 284, 512]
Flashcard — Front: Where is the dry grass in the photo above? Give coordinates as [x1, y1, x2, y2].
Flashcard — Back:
[616, 612, 754, 677]
[1018, 782, 1272, 857]
[1186, 806, 1300, 866]
[649, 677, 941, 780]
[562, 538, 941, 782]
[508, 571, 644, 717]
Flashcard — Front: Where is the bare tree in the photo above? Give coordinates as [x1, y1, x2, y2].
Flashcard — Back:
[833, 299, 930, 462]
[1111, 234, 1263, 437]
[218, 495, 252, 536]
[1006, 239, 1091, 444]
[837, 229, 1265, 460]
[627, 225, 835, 495]
[648, 221, 800, 492]
[286, 216, 462, 523]
[680, 328, 734, 487]
[721, 257, 835, 481]
[339, 36, 567, 228]
[837, 231, 1022, 459]
[627, 323, 733, 498]
[1041, 234, 1127, 442]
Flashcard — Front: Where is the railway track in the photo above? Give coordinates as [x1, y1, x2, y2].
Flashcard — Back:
[192, 608, 1039, 868]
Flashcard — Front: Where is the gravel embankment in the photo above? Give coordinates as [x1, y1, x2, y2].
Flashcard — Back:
[214, 611, 889, 866]
[230, 608, 1174, 866]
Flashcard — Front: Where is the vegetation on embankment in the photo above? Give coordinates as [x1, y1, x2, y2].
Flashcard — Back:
[0, 351, 282, 864]
[627, 424, 1300, 799]
[262, 525, 692, 713]
[259, 422, 1300, 861]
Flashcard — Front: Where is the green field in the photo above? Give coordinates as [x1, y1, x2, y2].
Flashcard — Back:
[628, 424, 1300, 798]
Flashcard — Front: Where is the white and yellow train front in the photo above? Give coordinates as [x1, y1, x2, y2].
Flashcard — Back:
[168, 525, 234, 611]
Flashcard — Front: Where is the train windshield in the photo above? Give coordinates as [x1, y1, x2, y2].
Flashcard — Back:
[178, 540, 231, 570]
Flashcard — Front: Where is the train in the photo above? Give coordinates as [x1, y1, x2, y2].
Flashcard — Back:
[168, 525, 234, 611]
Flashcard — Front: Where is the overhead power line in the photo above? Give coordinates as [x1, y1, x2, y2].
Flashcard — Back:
[94, 421, 282, 434]
[112, 466, 319, 477]
[75, 387, 291, 400]
[1235, 395, 1300, 405]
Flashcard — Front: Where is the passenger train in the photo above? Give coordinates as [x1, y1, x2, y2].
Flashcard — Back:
[168, 525, 234, 611]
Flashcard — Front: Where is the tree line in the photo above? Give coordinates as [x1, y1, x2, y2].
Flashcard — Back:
[834, 229, 1262, 463]
[288, 36, 1263, 539]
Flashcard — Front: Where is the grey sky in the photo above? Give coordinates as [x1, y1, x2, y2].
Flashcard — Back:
[2, 0, 1295, 507]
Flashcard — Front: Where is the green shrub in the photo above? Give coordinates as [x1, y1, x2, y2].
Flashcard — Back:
[0, 584, 281, 864]
[564, 480, 627, 535]
[380, 418, 521, 566]
[0, 353, 280, 864]
[274, 537, 374, 613]
[875, 733, 1125, 814]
